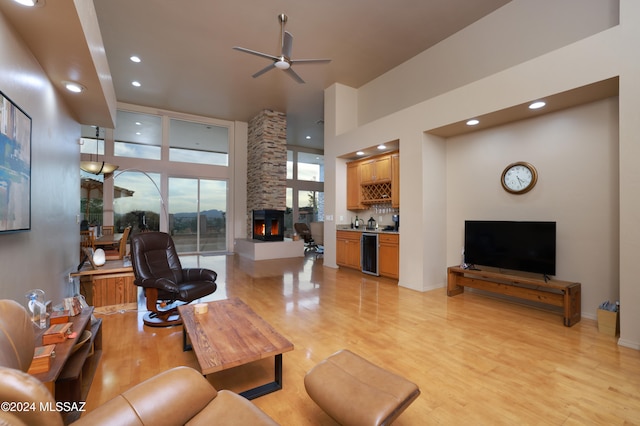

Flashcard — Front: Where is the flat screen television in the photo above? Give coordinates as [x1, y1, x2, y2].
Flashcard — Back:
[464, 220, 556, 276]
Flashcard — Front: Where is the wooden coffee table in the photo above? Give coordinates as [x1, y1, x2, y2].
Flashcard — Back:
[177, 298, 294, 399]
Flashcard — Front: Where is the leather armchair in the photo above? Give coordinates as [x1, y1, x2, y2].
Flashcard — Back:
[130, 231, 217, 326]
[0, 299, 279, 426]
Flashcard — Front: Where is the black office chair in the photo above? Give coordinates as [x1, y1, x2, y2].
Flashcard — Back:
[130, 231, 217, 327]
[294, 223, 321, 254]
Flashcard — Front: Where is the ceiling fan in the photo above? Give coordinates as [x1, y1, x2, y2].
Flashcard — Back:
[233, 13, 331, 84]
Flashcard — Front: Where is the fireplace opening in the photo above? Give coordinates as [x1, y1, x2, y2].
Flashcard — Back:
[252, 209, 285, 241]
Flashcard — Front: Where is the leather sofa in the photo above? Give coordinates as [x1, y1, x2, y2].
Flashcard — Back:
[0, 299, 279, 425]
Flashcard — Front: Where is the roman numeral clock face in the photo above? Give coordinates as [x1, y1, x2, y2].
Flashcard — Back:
[501, 162, 538, 194]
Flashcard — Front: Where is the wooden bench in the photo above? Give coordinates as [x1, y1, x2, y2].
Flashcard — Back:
[447, 266, 581, 327]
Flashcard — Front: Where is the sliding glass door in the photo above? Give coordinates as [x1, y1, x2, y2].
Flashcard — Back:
[168, 177, 227, 254]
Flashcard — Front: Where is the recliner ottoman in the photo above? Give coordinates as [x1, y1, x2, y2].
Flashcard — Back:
[304, 349, 420, 426]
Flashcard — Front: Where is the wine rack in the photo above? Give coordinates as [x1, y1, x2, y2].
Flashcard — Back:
[361, 182, 392, 204]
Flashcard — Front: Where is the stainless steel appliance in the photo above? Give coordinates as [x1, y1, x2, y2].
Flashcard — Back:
[361, 233, 379, 276]
[392, 214, 400, 231]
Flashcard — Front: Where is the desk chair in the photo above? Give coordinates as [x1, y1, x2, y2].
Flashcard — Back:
[294, 223, 322, 254]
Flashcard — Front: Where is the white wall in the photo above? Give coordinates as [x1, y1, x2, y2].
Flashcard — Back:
[324, 0, 640, 348]
[357, 0, 619, 126]
[0, 11, 82, 305]
[445, 98, 619, 316]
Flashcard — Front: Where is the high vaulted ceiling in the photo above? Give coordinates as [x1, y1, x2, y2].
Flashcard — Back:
[1, 0, 511, 149]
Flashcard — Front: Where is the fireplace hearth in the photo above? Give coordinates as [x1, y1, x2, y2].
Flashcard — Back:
[252, 209, 285, 241]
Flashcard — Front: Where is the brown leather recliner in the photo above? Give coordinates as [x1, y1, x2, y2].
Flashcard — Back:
[0, 299, 279, 426]
[130, 231, 217, 326]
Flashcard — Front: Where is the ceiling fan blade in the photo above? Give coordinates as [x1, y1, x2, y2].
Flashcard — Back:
[233, 46, 279, 62]
[290, 58, 332, 65]
[252, 62, 277, 78]
[284, 67, 305, 84]
[282, 31, 293, 58]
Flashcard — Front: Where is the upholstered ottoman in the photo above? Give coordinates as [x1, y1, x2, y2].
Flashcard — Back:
[304, 350, 420, 426]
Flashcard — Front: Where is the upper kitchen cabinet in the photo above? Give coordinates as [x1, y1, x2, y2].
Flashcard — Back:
[360, 156, 391, 184]
[347, 161, 365, 210]
[347, 151, 399, 210]
[392, 153, 399, 208]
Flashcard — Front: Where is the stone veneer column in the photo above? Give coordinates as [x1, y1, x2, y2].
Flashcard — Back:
[246, 109, 287, 238]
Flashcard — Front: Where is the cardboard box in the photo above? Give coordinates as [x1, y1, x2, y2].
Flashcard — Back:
[597, 309, 619, 337]
[27, 344, 55, 374]
[42, 322, 72, 345]
[49, 310, 70, 325]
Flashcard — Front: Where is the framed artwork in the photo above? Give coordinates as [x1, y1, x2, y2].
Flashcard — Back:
[0, 91, 31, 233]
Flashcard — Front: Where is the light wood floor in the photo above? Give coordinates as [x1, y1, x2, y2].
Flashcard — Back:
[84, 254, 640, 425]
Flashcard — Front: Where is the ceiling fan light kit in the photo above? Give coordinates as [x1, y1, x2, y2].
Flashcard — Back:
[233, 13, 331, 83]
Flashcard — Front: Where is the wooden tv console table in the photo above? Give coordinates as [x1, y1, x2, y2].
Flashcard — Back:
[447, 266, 581, 327]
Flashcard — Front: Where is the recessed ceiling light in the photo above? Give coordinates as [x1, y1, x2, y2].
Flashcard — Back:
[466, 119, 480, 126]
[130, 56, 141, 63]
[529, 101, 546, 110]
[306, 136, 311, 139]
[377, 144, 386, 150]
[131, 81, 141, 87]
[13, 0, 44, 7]
[135, 122, 141, 125]
[356, 151, 365, 156]
[63, 81, 85, 93]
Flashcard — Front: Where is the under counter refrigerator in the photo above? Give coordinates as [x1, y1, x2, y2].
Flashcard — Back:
[361, 233, 379, 276]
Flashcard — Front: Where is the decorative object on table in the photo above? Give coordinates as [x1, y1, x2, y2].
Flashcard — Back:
[501, 161, 538, 194]
[71, 330, 92, 355]
[24, 289, 47, 329]
[92, 248, 106, 266]
[27, 344, 56, 375]
[42, 322, 72, 345]
[194, 303, 208, 314]
[63, 296, 83, 316]
[49, 310, 70, 325]
[0, 90, 31, 233]
[81, 246, 106, 269]
[597, 300, 620, 337]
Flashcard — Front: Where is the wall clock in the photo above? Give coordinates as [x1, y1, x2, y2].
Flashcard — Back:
[501, 161, 537, 194]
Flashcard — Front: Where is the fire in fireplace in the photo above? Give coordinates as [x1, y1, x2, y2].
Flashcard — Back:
[252, 210, 285, 241]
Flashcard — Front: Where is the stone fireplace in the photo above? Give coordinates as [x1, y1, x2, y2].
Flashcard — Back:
[246, 109, 287, 239]
[252, 209, 285, 241]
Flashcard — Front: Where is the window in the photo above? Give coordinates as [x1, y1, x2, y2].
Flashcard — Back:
[80, 171, 104, 226]
[80, 125, 104, 156]
[286, 147, 324, 234]
[114, 111, 162, 160]
[285, 187, 293, 237]
[297, 152, 324, 182]
[169, 119, 229, 166]
[113, 171, 162, 233]
[298, 190, 323, 224]
[169, 178, 227, 253]
[287, 150, 293, 180]
[80, 106, 233, 247]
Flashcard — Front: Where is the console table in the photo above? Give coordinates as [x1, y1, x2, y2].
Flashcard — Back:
[447, 266, 581, 326]
[31, 307, 102, 423]
[71, 259, 137, 313]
